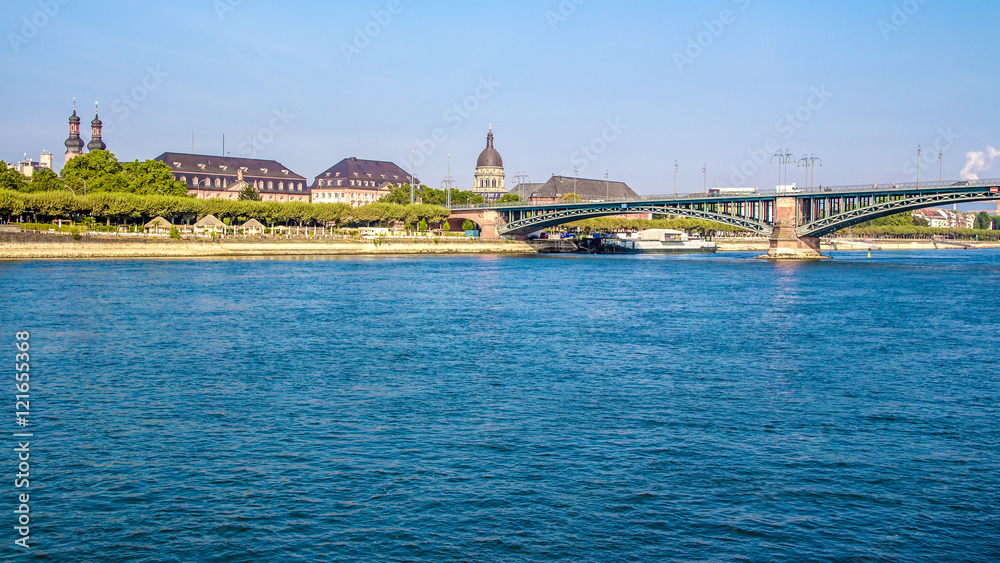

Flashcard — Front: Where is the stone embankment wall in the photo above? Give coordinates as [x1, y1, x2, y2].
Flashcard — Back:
[0, 233, 534, 260]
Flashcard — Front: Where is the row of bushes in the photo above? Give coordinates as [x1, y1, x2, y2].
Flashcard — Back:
[0, 190, 451, 228]
[840, 224, 1000, 241]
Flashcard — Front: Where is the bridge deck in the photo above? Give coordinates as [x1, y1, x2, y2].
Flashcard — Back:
[450, 179, 1000, 237]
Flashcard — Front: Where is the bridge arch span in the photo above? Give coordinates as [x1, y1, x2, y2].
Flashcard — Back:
[797, 189, 1000, 237]
[498, 204, 773, 237]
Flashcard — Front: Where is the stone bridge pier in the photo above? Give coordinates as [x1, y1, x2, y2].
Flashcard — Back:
[446, 209, 502, 240]
[767, 196, 826, 260]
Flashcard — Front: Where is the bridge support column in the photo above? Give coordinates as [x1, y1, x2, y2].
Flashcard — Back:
[447, 210, 502, 240]
[762, 196, 828, 260]
[765, 220, 826, 259]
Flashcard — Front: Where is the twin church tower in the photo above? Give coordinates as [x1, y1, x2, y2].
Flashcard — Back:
[63, 100, 106, 165]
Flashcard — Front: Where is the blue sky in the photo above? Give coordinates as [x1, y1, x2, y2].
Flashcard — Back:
[2, 0, 998, 205]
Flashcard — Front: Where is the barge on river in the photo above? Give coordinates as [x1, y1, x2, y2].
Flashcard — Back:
[585, 229, 717, 254]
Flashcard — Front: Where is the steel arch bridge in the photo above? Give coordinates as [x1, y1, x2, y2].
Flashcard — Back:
[451, 180, 1000, 237]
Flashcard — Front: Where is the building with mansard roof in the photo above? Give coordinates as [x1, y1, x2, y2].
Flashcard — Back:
[511, 175, 637, 205]
[311, 157, 417, 207]
[154, 152, 309, 202]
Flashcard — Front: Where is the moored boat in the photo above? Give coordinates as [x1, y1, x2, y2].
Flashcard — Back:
[595, 229, 717, 254]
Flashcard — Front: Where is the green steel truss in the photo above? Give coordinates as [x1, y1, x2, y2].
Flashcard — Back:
[797, 188, 1000, 237]
[498, 203, 774, 237]
[468, 181, 1000, 238]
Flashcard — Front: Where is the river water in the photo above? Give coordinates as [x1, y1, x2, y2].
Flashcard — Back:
[2, 251, 999, 562]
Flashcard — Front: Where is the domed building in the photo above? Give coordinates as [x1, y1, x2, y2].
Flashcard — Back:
[473, 126, 506, 202]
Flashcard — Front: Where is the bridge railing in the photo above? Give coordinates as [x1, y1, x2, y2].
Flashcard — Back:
[450, 178, 1000, 211]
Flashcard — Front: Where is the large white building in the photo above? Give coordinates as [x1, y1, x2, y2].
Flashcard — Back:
[310, 157, 416, 207]
[155, 152, 309, 202]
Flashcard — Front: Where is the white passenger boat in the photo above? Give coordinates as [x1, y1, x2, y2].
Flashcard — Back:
[599, 229, 717, 254]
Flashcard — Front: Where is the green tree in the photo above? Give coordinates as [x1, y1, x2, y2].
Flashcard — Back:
[0, 162, 27, 192]
[441, 220, 451, 232]
[384, 184, 484, 206]
[238, 184, 262, 201]
[495, 193, 522, 205]
[0, 190, 26, 221]
[912, 214, 930, 227]
[974, 211, 992, 230]
[462, 219, 476, 231]
[61, 150, 124, 193]
[993, 216, 1000, 230]
[25, 169, 65, 193]
[559, 193, 584, 203]
[418, 218, 428, 232]
[121, 159, 188, 196]
[870, 212, 914, 227]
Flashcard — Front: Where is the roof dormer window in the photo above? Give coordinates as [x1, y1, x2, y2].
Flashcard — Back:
[198, 164, 206, 169]
[173, 162, 182, 168]
[282, 170, 289, 175]
[261, 168, 268, 174]
[220, 165, 228, 171]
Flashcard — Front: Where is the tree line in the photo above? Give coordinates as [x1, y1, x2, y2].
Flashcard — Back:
[0, 152, 451, 228]
[1, 151, 188, 196]
[0, 189, 451, 228]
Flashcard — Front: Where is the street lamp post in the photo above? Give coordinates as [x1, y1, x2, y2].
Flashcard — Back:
[783, 149, 794, 188]
[674, 160, 679, 196]
[770, 150, 785, 189]
[702, 164, 707, 192]
[938, 149, 943, 184]
[447, 154, 452, 208]
[409, 150, 415, 205]
[605, 170, 609, 200]
[917, 145, 922, 186]
[798, 154, 822, 188]
[514, 172, 530, 201]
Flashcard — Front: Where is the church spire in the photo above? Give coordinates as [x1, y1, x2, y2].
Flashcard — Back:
[64, 98, 85, 164]
[88, 101, 107, 152]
